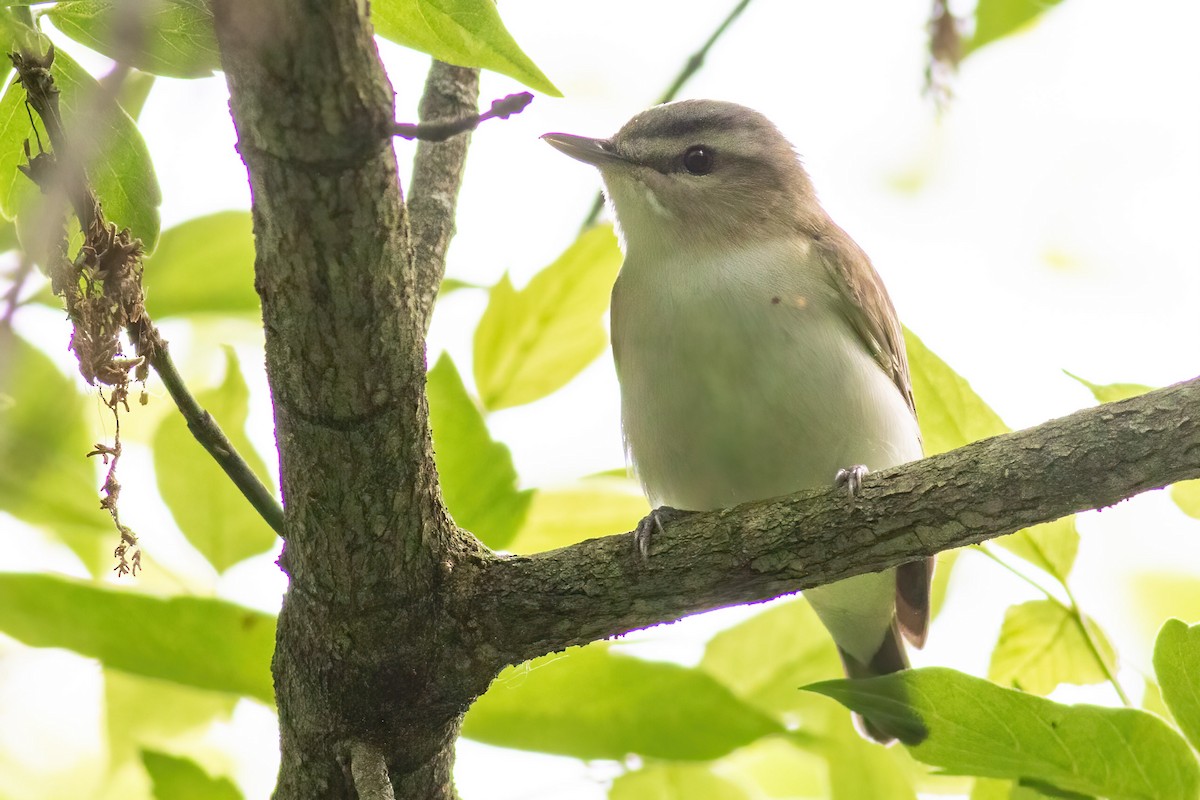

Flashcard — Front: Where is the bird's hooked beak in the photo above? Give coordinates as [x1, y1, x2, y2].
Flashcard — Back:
[541, 133, 625, 167]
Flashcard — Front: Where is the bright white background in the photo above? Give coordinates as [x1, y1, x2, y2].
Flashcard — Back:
[2, 0, 1198, 797]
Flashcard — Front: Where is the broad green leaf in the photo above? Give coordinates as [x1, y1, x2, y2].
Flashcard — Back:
[49, 0, 221, 79]
[825, 710, 918, 800]
[0, 328, 112, 572]
[904, 329, 1007, 456]
[474, 225, 622, 410]
[144, 211, 259, 318]
[610, 763, 751, 800]
[427, 353, 532, 549]
[141, 750, 243, 800]
[0, 573, 275, 702]
[1153, 619, 1200, 752]
[993, 517, 1078, 582]
[106, 670, 237, 766]
[0, 214, 16, 251]
[905, 331, 1078, 578]
[966, 0, 1067, 56]
[0, 48, 162, 251]
[1171, 479, 1200, 520]
[1063, 371, 1154, 404]
[506, 479, 647, 553]
[153, 347, 277, 572]
[971, 778, 1059, 799]
[701, 597, 841, 723]
[463, 643, 782, 760]
[988, 600, 1117, 695]
[806, 667, 1200, 800]
[372, 0, 559, 96]
[719, 736, 828, 798]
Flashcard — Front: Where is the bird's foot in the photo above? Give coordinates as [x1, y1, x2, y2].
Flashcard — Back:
[633, 506, 686, 561]
[834, 464, 869, 498]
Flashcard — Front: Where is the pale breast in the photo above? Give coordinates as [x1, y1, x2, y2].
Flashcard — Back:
[610, 240, 921, 512]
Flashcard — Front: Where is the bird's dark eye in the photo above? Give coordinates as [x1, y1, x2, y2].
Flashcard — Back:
[682, 145, 714, 175]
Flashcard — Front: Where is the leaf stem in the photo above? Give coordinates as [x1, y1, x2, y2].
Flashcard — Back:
[976, 544, 1131, 706]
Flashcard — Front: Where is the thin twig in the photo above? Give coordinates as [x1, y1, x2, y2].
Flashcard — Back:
[11, 46, 286, 545]
[390, 91, 530, 142]
[580, 0, 754, 230]
[140, 324, 286, 535]
[406, 61, 481, 333]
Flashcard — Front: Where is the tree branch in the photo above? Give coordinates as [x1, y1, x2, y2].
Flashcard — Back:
[406, 62, 480, 334]
[10, 46, 285, 540]
[350, 742, 396, 800]
[467, 377, 1200, 666]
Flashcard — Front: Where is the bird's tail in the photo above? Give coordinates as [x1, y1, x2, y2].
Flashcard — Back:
[836, 619, 909, 744]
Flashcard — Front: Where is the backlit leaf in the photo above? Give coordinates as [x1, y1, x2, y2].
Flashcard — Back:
[1153, 619, 1200, 752]
[427, 353, 532, 549]
[474, 225, 622, 410]
[144, 211, 259, 318]
[0, 573, 275, 702]
[505, 478, 646, 553]
[967, 0, 1067, 56]
[49, 0, 221, 79]
[464, 643, 782, 761]
[610, 763, 751, 800]
[141, 750, 243, 800]
[988, 600, 1117, 695]
[0, 48, 161, 251]
[807, 667, 1200, 800]
[153, 347, 277, 572]
[372, 0, 559, 96]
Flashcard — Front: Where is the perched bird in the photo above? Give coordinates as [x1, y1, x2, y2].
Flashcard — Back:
[543, 100, 931, 743]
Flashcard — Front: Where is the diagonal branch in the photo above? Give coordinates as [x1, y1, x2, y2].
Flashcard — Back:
[406, 61, 480, 334]
[11, 46, 285, 538]
[466, 377, 1200, 667]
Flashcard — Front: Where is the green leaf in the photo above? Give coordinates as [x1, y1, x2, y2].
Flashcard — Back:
[0, 48, 162, 251]
[49, 0, 221, 79]
[1063, 371, 1154, 404]
[0, 573, 275, 702]
[141, 750, 244, 800]
[988, 600, 1117, 695]
[610, 763, 751, 800]
[506, 479, 647, 553]
[474, 225, 623, 410]
[701, 597, 842, 723]
[966, 0, 1067, 56]
[904, 328, 1008, 456]
[463, 643, 783, 760]
[427, 353, 532, 549]
[0, 328, 112, 572]
[993, 517, 1078, 582]
[718, 737, 829, 798]
[806, 667, 1200, 800]
[1153, 619, 1200, 752]
[825, 710, 918, 800]
[113, 68, 157, 119]
[371, 0, 559, 96]
[144, 211, 259, 318]
[153, 347, 277, 572]
[905, 330, 1079, 578]
[106, 670, 237, 767]
[1171, 479, 1200, 520]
